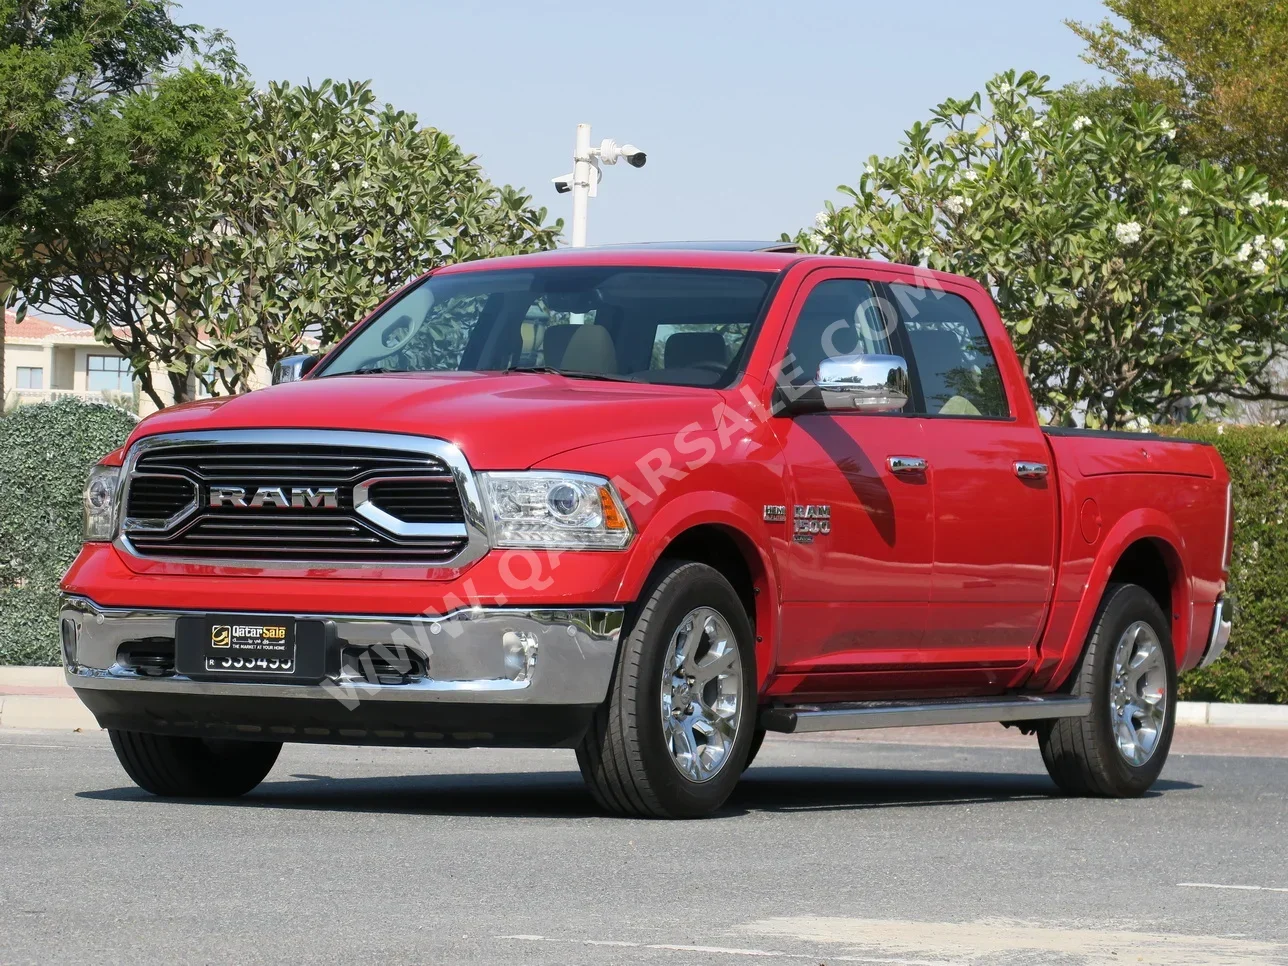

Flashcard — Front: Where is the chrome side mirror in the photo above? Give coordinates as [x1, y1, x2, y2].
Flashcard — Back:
[814, 354, 910, 413]
[272, 354, 320, 385]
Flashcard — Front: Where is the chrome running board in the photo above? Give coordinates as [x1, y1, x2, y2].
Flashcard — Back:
[760, 694, 1091, 734]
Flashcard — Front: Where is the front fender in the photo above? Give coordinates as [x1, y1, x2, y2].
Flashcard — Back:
[532, 433, 788, 686]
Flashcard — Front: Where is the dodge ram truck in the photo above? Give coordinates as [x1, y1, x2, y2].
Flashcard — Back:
[61, 243, 1234, 818]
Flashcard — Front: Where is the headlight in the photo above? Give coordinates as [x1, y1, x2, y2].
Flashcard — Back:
[83, 465, 121, 542]
[479, 472, 633, 549]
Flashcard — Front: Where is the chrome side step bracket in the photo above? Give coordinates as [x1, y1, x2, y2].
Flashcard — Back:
[760, 694, 1092, 735]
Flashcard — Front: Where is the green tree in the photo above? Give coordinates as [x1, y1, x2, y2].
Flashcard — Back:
[183, 79, 562, 392]
[1071, 0, 1288, 190]
[0, 0, 244, 409]
[798, 71, 1288, 429]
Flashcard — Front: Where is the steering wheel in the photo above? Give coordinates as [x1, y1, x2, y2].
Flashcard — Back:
[376, 313, 423, 357]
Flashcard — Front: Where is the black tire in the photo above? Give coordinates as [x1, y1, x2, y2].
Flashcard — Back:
[1038, 583, 1177, 797]
[576, 560, 757, 818]
[743, 727, 767, 772]
[109, 730, 281, 798]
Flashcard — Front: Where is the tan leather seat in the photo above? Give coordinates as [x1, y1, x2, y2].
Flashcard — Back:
[560, 325, 619, 373]
[541, 324, 578, 367]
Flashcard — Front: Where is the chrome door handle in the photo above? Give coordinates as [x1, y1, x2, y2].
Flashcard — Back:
[887, 456, 927, 474]
[1014, 461, 1049, 479]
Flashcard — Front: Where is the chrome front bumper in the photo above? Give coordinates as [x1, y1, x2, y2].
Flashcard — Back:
[61, 595, 623, 706]
[1199, 596, 1234, 669]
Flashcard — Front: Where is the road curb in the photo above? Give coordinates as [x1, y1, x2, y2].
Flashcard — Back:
[0, 667, 1286, 732]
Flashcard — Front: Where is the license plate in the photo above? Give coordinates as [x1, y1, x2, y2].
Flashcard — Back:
[176, 615, 329, 680]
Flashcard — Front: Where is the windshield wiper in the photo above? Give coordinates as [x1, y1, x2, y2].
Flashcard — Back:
[503, 365, 639, 383]
[321, 365, 404, 377]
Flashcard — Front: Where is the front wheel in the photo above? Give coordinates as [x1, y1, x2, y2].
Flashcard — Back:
[1038, 583, 1176, 797]
[576, 560, 757, 818]
[109, 731, 282, 798]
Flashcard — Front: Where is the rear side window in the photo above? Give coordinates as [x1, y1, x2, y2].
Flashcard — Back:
[889, 284, 1009, 418]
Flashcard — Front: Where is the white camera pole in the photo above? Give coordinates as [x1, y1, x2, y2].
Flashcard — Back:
[571, 123, 593, 248]
[557, 123, 647, 248]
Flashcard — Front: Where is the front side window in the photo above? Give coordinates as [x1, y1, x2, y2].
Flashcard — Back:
[781, 278, 897, 387]
[16, 366, 42, 390]
[87, 355, 132, 392]
[318, 267, 776, 388]
[889, 283, 1008, 418]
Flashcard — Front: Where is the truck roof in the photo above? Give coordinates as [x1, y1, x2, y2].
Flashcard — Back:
[433, 243, 973, 288]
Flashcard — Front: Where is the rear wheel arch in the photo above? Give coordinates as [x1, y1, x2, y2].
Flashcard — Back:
[1106, 536, 1188, 662]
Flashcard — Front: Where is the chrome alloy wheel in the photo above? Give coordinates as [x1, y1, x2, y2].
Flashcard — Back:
[1109, 620, 1168, 766]
[659, 607, 742, 783]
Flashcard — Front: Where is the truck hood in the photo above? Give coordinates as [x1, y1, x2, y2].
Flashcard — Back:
[126, 372, 722, 469]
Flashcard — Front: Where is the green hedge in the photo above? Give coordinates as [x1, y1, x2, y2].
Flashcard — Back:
[0, 399, 137, 665]
[1162, 425, 1288, 704]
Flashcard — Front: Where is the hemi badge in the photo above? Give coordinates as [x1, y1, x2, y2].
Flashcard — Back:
[763, 505, 788, 523]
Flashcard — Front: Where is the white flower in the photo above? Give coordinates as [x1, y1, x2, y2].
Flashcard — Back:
[1252, 258, 1269, 274]
[943, 195, 972, 216]
[311, 132, 321, 141]
[1159, 122, 1177, 140]
[331, 161, 340, 171]
[1018, 131, 1032, 143]
[1273, 238, 1286, 254]
[1255, 234, 1268, 251]
[864, 163, 876, 176]
[809, 231, 826, 248]
[814, 210, 829, 229]
[65, 136, 75, 146]
[996, 81, 1013, 95]
[1250, 191, 1270, 208]
[1114, 221, 1143, 245]
[1273, 199, 1288, 209]
[1178, 206, 1190, 216]
[1217, 424, 1225, 435]
[961, 169, 978, 182]
[1181, 178, 1194, 191]
[1033, 116, 1045, 128]
[1236, 242, 1254, 262]
[1072, 115, 1092, 132]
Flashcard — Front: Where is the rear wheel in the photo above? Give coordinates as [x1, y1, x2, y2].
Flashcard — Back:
[1038, 583, 1176, 797]
[576, 560, 757, 818]
[109, 730, 281, 798]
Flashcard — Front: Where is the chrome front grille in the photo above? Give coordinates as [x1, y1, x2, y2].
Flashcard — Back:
[119, 431, 486, 568]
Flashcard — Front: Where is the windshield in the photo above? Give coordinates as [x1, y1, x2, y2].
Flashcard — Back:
[316, 266, 777, 388]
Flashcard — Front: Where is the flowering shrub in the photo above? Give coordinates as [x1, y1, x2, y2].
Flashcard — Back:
[800, 71, 1288, 428]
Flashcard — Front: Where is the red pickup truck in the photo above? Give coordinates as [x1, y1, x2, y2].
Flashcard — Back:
[61, 243, 1233, 818]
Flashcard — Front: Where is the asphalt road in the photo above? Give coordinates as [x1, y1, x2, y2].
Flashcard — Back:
[1, 728, 1286, 966]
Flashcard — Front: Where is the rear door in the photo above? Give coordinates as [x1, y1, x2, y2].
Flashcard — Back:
[887, 280, 1057, 671]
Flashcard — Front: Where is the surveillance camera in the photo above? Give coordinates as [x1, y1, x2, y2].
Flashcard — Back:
[596, 139, 647, 169]
[551, 172, 573, 194]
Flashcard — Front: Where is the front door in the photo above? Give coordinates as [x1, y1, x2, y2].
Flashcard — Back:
[770, 271, 933, 679]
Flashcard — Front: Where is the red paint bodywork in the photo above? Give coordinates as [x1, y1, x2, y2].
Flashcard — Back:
[62, 248, 1230, 701]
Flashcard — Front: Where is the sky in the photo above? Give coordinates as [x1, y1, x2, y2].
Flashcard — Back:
[184, 0, 1109, 246]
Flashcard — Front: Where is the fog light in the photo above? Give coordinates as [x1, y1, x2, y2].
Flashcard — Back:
[502, 631, 538, 683]
[60, 618, 78, 667]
